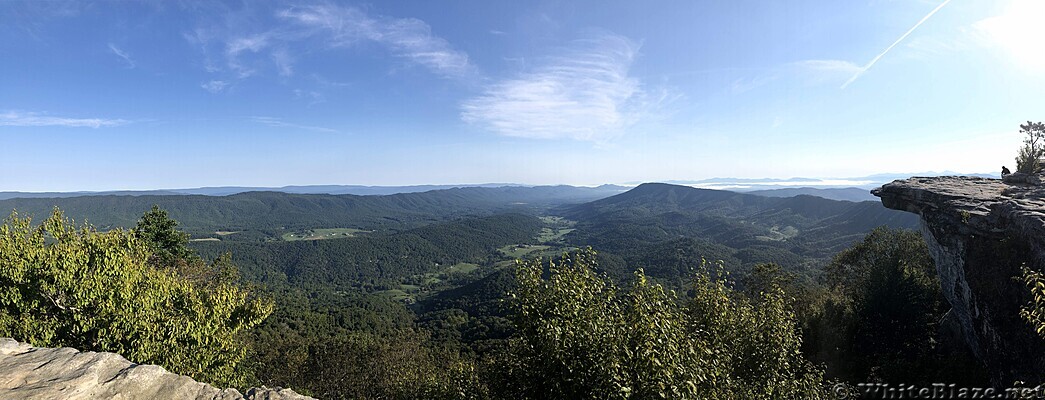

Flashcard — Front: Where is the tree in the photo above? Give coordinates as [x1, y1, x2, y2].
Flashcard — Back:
[498, 249, 826, 399]
[742, 262, 795, 299]
[1015, 121, 1045, 174]
[134, 205, 192, 266]
[803, 227, 985, 383]
[0, 209, 272, 388]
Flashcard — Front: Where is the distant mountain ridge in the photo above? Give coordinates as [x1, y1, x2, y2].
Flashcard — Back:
[0, 184, 628, 200]
[743, 187, 877, 202]
[0, 185, 627, 236]
[1, 172, 999, 200]
[557, 183, 919, 281]
[563, 183, 909, 225]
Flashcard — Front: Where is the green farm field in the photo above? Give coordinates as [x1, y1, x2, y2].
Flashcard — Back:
[281, 228, 369, 241]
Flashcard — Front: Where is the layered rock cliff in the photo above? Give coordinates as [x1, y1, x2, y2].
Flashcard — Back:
[873, 176, 1045, 384]
[0, 338, 313, 400]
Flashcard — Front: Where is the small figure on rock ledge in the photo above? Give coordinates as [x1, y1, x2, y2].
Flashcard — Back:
[1003, 166, 1011, 176]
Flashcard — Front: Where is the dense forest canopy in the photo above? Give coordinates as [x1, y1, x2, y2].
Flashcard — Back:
[0, 183, 1018, 398]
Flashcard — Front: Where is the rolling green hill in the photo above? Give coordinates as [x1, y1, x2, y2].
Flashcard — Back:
[555, 183, 919, 283]
[0, 185, 622, 239]
[418, 183, 922, 349]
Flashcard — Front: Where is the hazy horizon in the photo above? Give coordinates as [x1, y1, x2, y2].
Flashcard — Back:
[0, 170, 999, 194]
[2, 1, 1040, 192]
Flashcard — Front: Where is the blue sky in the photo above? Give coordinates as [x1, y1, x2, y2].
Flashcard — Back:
[2, 0, 1043, 191]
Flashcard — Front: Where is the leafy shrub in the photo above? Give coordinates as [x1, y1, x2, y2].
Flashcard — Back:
[1021, 267, 1045, 338]
[0, 209, 272, 388]
[497, 248, 826, 399]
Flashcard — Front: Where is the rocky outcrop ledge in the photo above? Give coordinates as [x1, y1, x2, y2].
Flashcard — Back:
[0, 338, 314, 400]
[873, 176, 1045, 384]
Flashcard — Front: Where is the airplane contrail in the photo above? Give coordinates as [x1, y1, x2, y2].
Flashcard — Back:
[842, 0, 952, 89]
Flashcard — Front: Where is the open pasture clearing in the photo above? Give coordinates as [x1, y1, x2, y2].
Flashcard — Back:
[282, 228, 369, 241]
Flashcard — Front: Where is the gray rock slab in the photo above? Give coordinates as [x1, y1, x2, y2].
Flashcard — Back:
[0, 338, 314, 400]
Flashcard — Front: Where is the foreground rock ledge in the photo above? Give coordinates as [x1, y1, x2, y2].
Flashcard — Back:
[0, 338, 314, 400]
[873, 176, 1045, 384]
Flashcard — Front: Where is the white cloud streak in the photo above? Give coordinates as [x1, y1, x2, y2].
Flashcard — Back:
[224, 34, 270, 78]
[723, 59, 863, 94]
[189, 4, 474, 84]
[461, 34, 659, 142]
[201, 80, 229, 93]
[271, 47, 294, 77]
[842, 0, 952, 89]
[107, 43, 135, 68]
[293, 89, 325, 106]
[249, 116, 337, 133]
[0, 111, 129, 128]
[277, 4, 474, 79]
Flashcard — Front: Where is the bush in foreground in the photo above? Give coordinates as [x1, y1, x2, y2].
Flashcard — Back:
[495, 249, 826, 399]
[0, 209, 272, 388]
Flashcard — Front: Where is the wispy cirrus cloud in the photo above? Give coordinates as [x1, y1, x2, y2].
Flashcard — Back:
[0, 111, 129, 128]
[277, 4, 474, 79]
[187, 3, 474, 89]
[737, 57, 893, 94]
[223, 34, 270, 78]
[311, 74, 351, 88]
[107, 43, 135, 68]
[249, 116, 337, 133]
[271, 47, 294, 77]
[730, 74, 779, 94]
[201, 80, 229, 93]
[293, 89, 325, 106]
[788, 59, 865, 87]
[461, 33, 665, 142]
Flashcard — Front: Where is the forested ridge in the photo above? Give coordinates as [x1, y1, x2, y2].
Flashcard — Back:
[0, 185, 620, 238]
[560, 183, 919, 286]
[0, 183, 1004, 398]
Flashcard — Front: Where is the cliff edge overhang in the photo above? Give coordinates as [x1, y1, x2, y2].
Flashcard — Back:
[873, 176, 1045, 384]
